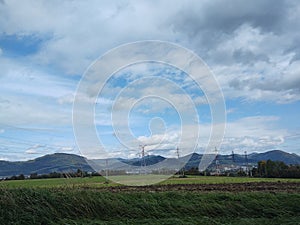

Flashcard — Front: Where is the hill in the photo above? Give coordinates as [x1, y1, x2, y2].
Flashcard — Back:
[0, 153, 93, 177]
[182, 150, 300, 170]
[0, 150, 299, 177]
[248, 150, 300, 165]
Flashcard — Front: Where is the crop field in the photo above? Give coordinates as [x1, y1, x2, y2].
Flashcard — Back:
[0, 176, 299, 225]
[1, 175, 300, 189]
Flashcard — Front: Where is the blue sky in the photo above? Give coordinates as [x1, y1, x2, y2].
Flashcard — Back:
[0, 0, 300, 161]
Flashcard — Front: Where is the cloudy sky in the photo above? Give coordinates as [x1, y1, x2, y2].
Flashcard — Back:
[0, 0, 300, 161]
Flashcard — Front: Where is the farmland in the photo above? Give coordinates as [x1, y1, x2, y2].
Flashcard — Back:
[1, 175, 300, 189]
[0, 176, 300, 224]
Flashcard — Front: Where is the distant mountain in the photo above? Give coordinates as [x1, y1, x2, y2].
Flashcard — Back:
[88, 155, 167, 172]
[0, 150, 299, 177]
[181, 150, 300, 170]
[248, 150, 300, 165]
[121, 155, 165, 166]
[0, 153, 93, 177]
[180, 153, 202, 169]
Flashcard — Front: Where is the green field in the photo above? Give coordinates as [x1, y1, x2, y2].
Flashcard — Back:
[1, 176, 299, 224]
[1, 175, 299, 188]
[0, 188, 299, 225]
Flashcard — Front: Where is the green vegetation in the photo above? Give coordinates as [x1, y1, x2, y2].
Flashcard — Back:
[0, 176, 108, 189]
[0, 188, 299, 225]
[1, 175, 300, 189]
[1, 176, 299, 224]
[253, 160, 300, 178]
[161, 175, 300, 185]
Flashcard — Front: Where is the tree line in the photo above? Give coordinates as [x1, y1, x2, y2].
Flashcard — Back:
[182, 160, 300, 178]
[252, 160, 300, 178]
[2, 169, 101, 181]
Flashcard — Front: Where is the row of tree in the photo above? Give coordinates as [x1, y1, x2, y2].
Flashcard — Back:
[252, 160, 300, 178]
[181, 160, 300, 178]
[2, 169, 101, 181]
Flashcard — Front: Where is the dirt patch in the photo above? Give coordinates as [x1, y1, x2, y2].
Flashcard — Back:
[92, 182, 300, 193]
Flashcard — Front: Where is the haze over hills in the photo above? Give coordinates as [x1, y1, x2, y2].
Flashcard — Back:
[0, 150, 299, 177]
[184, 150, 300, 169]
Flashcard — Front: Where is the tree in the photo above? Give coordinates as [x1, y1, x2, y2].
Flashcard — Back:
[30, 173, 38, 179]
[254, 160, 300, 178]
[18, 174, 25, 180]
[257, 160, 267, 177]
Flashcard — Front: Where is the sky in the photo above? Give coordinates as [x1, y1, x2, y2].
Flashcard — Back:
[0, 0, 300, 161]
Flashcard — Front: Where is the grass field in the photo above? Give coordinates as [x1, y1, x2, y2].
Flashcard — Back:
[1, 176, 299, 224]
[1, 175, 300, 188]
[0, 188, 299, 225]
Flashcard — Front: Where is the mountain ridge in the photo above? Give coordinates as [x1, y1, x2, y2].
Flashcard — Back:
[0, 150, 299, 177]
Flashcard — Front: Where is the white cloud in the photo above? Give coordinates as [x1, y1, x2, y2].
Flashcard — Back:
[0, 57, 76, 126]
[221, 116, 288, 153]
[25, 144, 46, 154]
[1, 0, 299, 160]
[25, 149, 38, 154]
[1, 0, 299, 104]
[59, 146, 74, 152]
[132, 115, 289, 157]
[0, 0, 179, 74]
[0, 157, 9, 161]
[25, 144, 45, 154]
[138, 131, 179, 150]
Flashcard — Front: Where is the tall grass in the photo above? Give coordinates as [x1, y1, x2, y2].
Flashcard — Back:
[0, 187, 299, 225]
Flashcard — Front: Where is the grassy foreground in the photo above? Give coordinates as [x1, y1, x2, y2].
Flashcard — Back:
[0, 188, 299, 225]
[1, 176, 299, 224]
